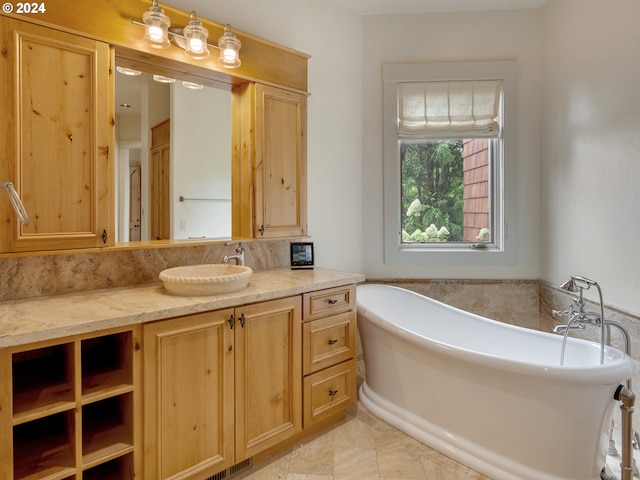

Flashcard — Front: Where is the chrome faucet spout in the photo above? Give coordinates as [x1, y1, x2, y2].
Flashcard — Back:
[223, 242, 245, 266]
[552, 322, 585, 334]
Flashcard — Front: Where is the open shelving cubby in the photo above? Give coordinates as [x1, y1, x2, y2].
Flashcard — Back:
[81, 332, 134, 403]
[5, 327, 139, 480]
[12, 342, 75, 425]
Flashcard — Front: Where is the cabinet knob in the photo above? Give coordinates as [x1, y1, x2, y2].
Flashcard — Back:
[327, 339, 338, 345]
[328, 389, 338, 397]
[327, 299, 338, 305]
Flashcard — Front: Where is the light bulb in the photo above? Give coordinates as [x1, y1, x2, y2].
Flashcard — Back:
[188, 37, 205, 54]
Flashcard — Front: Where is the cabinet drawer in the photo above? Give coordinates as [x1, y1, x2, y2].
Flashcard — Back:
[303, 311, 356, 375]
[303, 285, 355, 321]
[303, 359, 356, 428]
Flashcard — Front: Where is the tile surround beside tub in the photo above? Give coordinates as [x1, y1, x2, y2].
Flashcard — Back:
[365, 278, 541, 328]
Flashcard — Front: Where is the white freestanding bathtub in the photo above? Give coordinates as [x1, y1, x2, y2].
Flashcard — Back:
[357, 284, 636, 480]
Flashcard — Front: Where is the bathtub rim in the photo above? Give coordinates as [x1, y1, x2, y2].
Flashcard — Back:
[356, 284, 636, 385]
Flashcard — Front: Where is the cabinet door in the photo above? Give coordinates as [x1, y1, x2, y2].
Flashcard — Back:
[254, 84, 307, 238]
[143, 310, 235, 480]
[235, 296, 302, 459]
[0, 16, 113, 252]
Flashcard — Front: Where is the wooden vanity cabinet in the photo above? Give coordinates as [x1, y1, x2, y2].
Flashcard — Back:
[235, 83, 308, 239]
[142, 309, 235, 480]
[0, 16, 114, 253]
[0, 326, 142, 480]
[143, 296, 302, 480]
[302, 285, 358, 427]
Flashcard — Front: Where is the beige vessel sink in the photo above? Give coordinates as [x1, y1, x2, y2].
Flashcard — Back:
[159, 264, 253, 296]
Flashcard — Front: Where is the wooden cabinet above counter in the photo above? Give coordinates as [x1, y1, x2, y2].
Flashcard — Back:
[0, 16, 114, 253]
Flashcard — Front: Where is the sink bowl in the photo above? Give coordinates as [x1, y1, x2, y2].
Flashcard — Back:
[159, 264, 253, 296]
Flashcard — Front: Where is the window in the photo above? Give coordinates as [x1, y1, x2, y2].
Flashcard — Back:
[383, 61, 518, 265]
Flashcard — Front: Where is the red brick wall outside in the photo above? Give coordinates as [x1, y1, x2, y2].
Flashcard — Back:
[463, 139, 489, 242]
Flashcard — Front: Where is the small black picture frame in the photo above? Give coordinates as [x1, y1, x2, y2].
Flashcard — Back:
[290, 242, 314, 269]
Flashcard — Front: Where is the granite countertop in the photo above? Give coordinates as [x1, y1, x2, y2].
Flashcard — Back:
[0, 267, 365, 347]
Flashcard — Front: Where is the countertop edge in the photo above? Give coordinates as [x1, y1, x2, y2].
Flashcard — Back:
[0, 267, 365, 348]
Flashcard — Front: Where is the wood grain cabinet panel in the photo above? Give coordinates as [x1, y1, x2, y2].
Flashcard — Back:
[143, 310, 235, 480]
[302, 285, 358, 428]
[143, 297, 302, 479]
[0, 16, 113, 252]
[303, 310, 357, 374]
[253, 84, 307, 238]
[303, 285, 356, 321]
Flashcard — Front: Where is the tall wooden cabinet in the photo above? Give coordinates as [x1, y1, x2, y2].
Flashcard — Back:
[235, 83, 308, 239]
[143, 296, 302, 480]
[0, 16, 114, 253]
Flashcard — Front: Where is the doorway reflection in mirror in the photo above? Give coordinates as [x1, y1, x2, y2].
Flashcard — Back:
[115, 68, 232, 243]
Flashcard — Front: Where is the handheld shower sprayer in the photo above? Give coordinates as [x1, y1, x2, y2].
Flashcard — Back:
[558, 275, 605, 364]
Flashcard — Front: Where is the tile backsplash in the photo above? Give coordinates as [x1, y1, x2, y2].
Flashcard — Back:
[0, 240, 292, 302]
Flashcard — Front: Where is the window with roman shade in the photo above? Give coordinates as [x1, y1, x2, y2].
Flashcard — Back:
[383, 61, 517, 266]
[397, 80, 502, 138]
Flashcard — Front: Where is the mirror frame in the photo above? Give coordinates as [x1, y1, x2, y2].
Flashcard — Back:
[5, 0, 309, 248]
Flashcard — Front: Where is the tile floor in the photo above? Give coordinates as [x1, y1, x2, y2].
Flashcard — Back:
[235, 401, 490, 480]
[235, 399, 636, 480]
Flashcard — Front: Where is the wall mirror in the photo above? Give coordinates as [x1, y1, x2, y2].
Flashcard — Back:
[114, 62, 233, 243]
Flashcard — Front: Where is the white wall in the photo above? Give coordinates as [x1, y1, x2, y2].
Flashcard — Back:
[171, 84, 232, 239]
[540, 0, 640, 314]
[168, 0, 364, 272]
[361, 9, 542, 279]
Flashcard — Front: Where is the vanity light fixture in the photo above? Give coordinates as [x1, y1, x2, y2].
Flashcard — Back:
[133, 2, 242, 68]
[142, 0, 170, 49]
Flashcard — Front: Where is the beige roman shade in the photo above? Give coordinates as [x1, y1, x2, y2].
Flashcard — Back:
[397, 79, 502, 138]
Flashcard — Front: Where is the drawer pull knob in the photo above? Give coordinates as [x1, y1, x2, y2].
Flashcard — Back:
[329, 389, 338, 397]
[327, 339, 338, 345]
[328, 299, 338, 305]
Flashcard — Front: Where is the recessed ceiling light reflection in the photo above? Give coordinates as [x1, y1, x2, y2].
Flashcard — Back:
[116, 66, 143, 76]
[153, 74, 176, 83]
[182, 81, 204, 90]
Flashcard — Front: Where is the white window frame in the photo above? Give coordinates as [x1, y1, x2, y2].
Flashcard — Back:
[383, 61, 518, 266]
